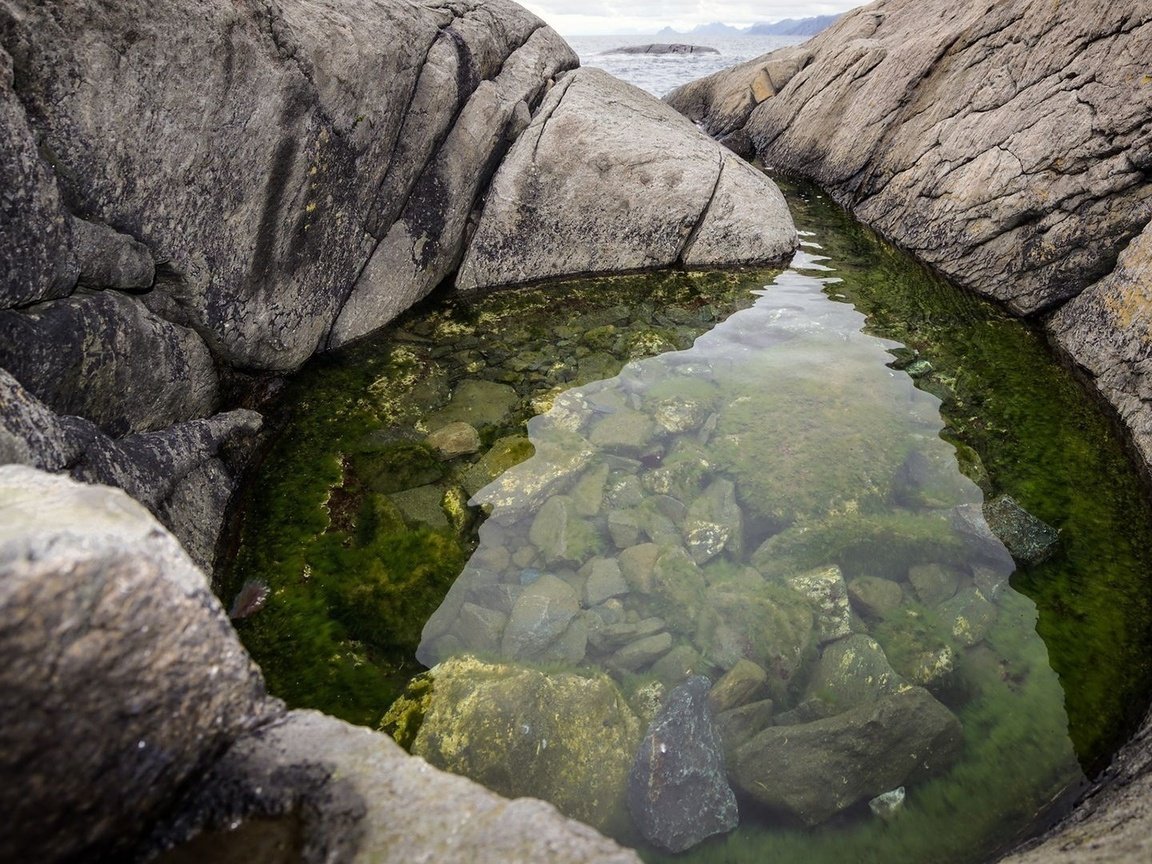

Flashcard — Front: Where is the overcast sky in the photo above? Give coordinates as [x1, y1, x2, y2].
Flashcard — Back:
[518, 1, 866, 36]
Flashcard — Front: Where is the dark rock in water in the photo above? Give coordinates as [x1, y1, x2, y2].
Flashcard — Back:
[949, 503, 1017, 570]
[602, 43, 721, 55]
[982, 495, 1060, 563]
[627, 676, 738, 853]
[732, 687, 963, 826]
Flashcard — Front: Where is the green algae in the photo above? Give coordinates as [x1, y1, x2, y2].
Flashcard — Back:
[221, 270, 774, 725]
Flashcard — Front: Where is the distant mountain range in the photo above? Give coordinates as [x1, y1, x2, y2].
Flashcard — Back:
[655, 15, 840, 39]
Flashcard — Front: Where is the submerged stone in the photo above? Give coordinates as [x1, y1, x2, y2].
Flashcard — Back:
[800, 634, 905, 715]
[425, 422, 480, 459]
[982, 495, 1060, 564]
[847, 575, 905, 620]
[940, 586, 998, 647]
[695, 582, 814, 700]
[869, 787, 906, 821]
[733, 687, 963, 826]
[786, 565, 853, 645]
[423, 379, 519, 430]
[460, 435, 536, 496]
[388, 484, 449, 530]
[708, 659, 768, 713]
[411, 657, 643, 836]
[608, 632, 674, 673]
[500, 574, 580, 661]
[684, 478, 744, 564]
[582, 557, 629, 606]
[908, 563, 961, 607]
[628, 677, 738, 853]
[529, 495, 600, 566]
[589, 407, 657, 456]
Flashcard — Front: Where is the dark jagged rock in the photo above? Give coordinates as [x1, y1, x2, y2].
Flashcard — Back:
[628, 676, 738, 853]
[0, 369, 260, 570]
[982, 495, 1060, 564]
[602, 44, 721, 55]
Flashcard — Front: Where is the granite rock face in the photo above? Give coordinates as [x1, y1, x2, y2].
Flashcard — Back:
[0, 369, 261, 570]
[667, 0, 1152, 316]
[665, 45, 814, 154]
[0, 467, 273, 863]
[456, 67, 797, 290]
[0, 291, 217, 435]
[0, 0, 577, 371]
[1050, 223, 1152, 468]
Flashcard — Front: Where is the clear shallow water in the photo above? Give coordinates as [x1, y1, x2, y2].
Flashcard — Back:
[223, 183, 1152, 863]
[568, 34, 803, 97]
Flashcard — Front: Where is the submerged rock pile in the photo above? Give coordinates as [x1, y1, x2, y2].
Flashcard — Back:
[379, 284, 1056, 850]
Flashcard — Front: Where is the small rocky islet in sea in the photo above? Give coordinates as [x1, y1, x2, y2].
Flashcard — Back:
[225, 194, 1139, 861]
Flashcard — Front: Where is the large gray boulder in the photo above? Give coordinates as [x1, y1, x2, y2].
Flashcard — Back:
[0, 466, 274, 863]
[0, 0, 576, 371]
[456, 67, 797, 291]
[667, 0, 1152, 316]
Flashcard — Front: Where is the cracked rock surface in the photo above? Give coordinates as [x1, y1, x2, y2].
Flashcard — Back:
[667, 0, 1152, 317]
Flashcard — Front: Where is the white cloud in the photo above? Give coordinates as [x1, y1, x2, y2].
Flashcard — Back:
[518, 0, 867, 35]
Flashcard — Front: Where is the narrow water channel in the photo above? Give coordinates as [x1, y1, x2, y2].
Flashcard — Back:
[221, 181, 1152, 863]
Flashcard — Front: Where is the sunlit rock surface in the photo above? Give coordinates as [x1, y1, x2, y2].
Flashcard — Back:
[456, 67, 797, 290]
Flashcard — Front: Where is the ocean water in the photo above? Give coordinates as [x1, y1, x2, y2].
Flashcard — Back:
[567, 34, 804, 97]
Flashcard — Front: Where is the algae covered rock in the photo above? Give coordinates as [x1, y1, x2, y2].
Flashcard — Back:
[408, 657, 644, 836]
[799, 634, 906, 716]
[424, 380, 519, 431]
[695, 580, 815, 699]
[529, 495, 602, 565]
[628, 677, 738, 853]
[733, 687, 963, 826]
[786, 565, 853, 645]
